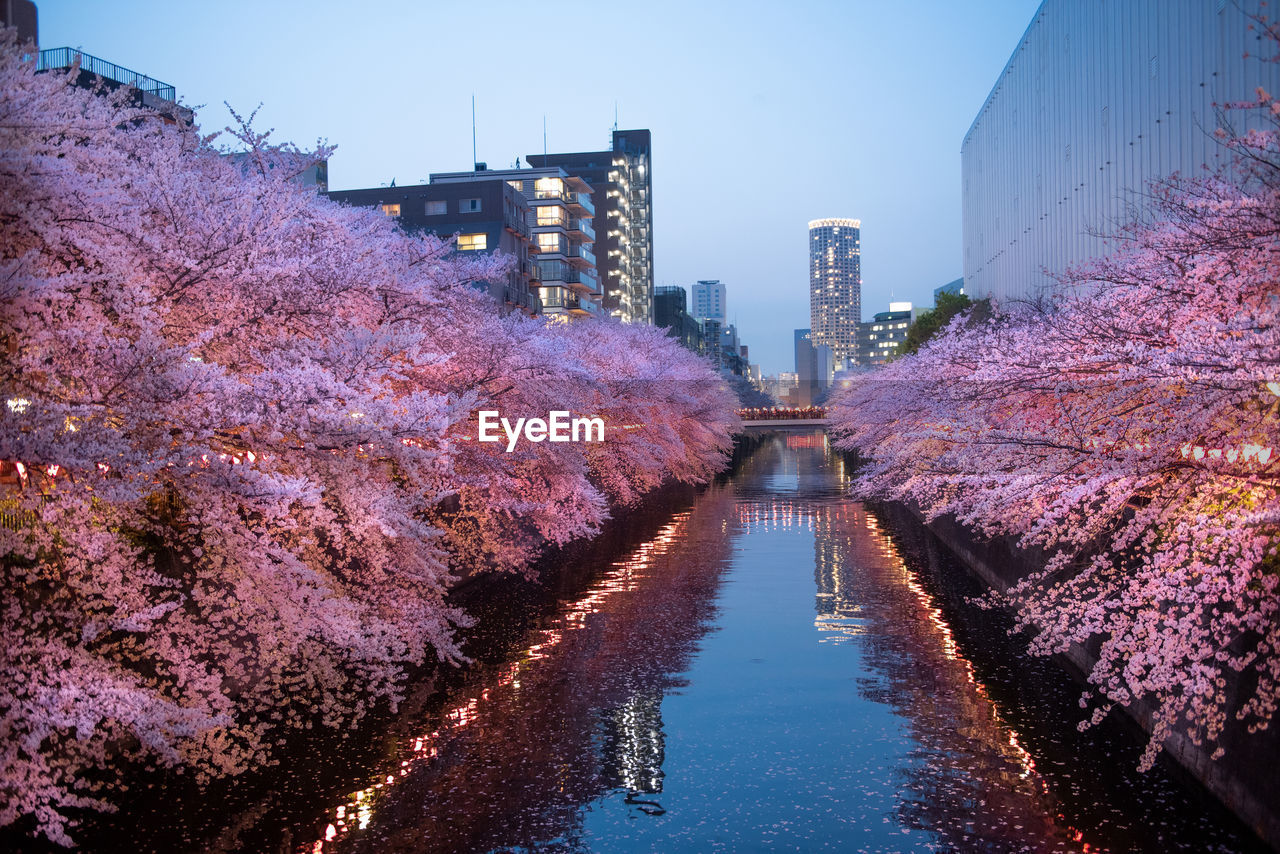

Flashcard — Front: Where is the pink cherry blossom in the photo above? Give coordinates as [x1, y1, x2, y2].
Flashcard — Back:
[831, 82, 1280, 772]
[0, 34, 736, 844]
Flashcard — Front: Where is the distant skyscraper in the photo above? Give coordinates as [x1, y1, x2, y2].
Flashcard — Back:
[653, 285, 702, 352]
[794, 328, 833, 407]
[690, 279, 726, 324]
[808, 218, 861, 367]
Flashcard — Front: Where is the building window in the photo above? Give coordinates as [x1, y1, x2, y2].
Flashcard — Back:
[537, 232, 563, 253]
[534, 177, 564, 199]
[460, 198, 482, 213]
[457, 233, 487, 251]
[536, 207, 565, 226]
[425, 200, 446, 215]
[380, 203, 400, 217]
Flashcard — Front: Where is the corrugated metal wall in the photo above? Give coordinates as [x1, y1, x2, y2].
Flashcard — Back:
[961, 0, 1280, 302]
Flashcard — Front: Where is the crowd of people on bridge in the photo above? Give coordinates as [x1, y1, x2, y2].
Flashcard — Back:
[738, 406, 828, 422]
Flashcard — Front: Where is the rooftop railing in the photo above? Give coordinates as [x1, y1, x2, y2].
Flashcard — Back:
[37, 47, 177, 102]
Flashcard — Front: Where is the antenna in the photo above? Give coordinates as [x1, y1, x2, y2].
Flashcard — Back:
[543, 115, 547, 160]
[471, 94, 477, 168]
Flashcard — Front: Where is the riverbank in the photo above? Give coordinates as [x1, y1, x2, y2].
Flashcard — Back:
[877, 502, 1280, 851]
[9, 436, 1268, 852]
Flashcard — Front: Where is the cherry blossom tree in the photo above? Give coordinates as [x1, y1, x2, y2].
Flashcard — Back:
[830, 84, 1280, 771]
[0, 34, 735, 844]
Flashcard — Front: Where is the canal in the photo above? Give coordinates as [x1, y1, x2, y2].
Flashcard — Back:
[63, 432, 1266, 853]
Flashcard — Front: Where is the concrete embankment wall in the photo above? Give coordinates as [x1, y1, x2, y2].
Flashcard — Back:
[881, 504, 1280, 851]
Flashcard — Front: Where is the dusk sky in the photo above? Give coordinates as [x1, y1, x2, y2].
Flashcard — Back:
[38, 0, 1042, 374]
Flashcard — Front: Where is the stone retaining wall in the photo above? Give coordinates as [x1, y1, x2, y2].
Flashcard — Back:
[886, 504, 1280, 851]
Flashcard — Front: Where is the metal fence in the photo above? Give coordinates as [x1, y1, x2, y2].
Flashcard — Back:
[37, 47, 177, 102]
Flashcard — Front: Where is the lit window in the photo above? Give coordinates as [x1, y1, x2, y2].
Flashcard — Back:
[457, 233, 487, 251]
[460, 198, 482, 213]
[380, 203, 400, 217]
[536, 207, 565, 226]
[534, 177, 564, 199]
[537, 232, 562, 252]
[425, 200, 446, 215]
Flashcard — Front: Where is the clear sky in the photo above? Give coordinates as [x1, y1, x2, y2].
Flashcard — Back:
[36, 0, 1042, 375]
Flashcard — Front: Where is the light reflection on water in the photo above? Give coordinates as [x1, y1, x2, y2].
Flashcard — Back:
[286, 432, 1263, 853]
[62, 432, 1261, 853]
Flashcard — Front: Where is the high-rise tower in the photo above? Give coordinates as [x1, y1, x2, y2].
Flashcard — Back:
[808, 218, 861, 367]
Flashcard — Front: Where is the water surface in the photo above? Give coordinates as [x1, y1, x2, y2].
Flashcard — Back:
[293, 432, 1261, 853]
[46, 432, 1265, 853]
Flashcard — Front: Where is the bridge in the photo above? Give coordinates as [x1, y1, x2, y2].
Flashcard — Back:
[738, 407, 831, 431]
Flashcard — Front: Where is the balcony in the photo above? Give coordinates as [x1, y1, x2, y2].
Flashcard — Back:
[504, 286, 540, 316]
[568, 246, 596, 268]
[540, 287, 601, 317]
[531, 216, 568, 233]
[536, 261, 598, 294]
[504, 214, 531, 240]
[536, 259, 571, 285]
[532, 183, 573, 202]
[569, 294, 602, 316]
[569, 193, 595, 216]
[566, 218, 595, 241]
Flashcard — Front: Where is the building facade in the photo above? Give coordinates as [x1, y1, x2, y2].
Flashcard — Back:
[445, 168, 602, 319]
[225, 150, 328, 192]
[690, 279, 726, 324]
[962, 0, 1280, 302]
[327, 176, 540, 316]
[808, 218, 861, 368]
[654, 285, 703, 352]
[794, 328, 834, 407]
[1, 0, 37, 44]
[527, 129, 653, 324]
[856, 302, 915, 367]
[934, 277, 965, 300]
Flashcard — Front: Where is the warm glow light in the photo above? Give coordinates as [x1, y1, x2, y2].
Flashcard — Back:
[303, 513, 692, 850]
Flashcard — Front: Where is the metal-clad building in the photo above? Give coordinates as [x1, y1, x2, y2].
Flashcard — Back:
[962, 0, 1280, 302]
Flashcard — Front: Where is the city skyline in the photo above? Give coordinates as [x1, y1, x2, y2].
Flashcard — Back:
[34, 0, 1041, 374]
[6, 1, 1280, 848]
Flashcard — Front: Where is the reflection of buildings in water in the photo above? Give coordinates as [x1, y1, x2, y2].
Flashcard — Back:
[602, 688, 666, 797]
[737, 470, 1082, 850]
[300, 488, 740, 854]
[817, 506, 1086, 851]
[729, 477, 1070, 847]
[785, 432, 827, 450]
[734, 431, 848, 496]
[735, 497, 855, 622]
